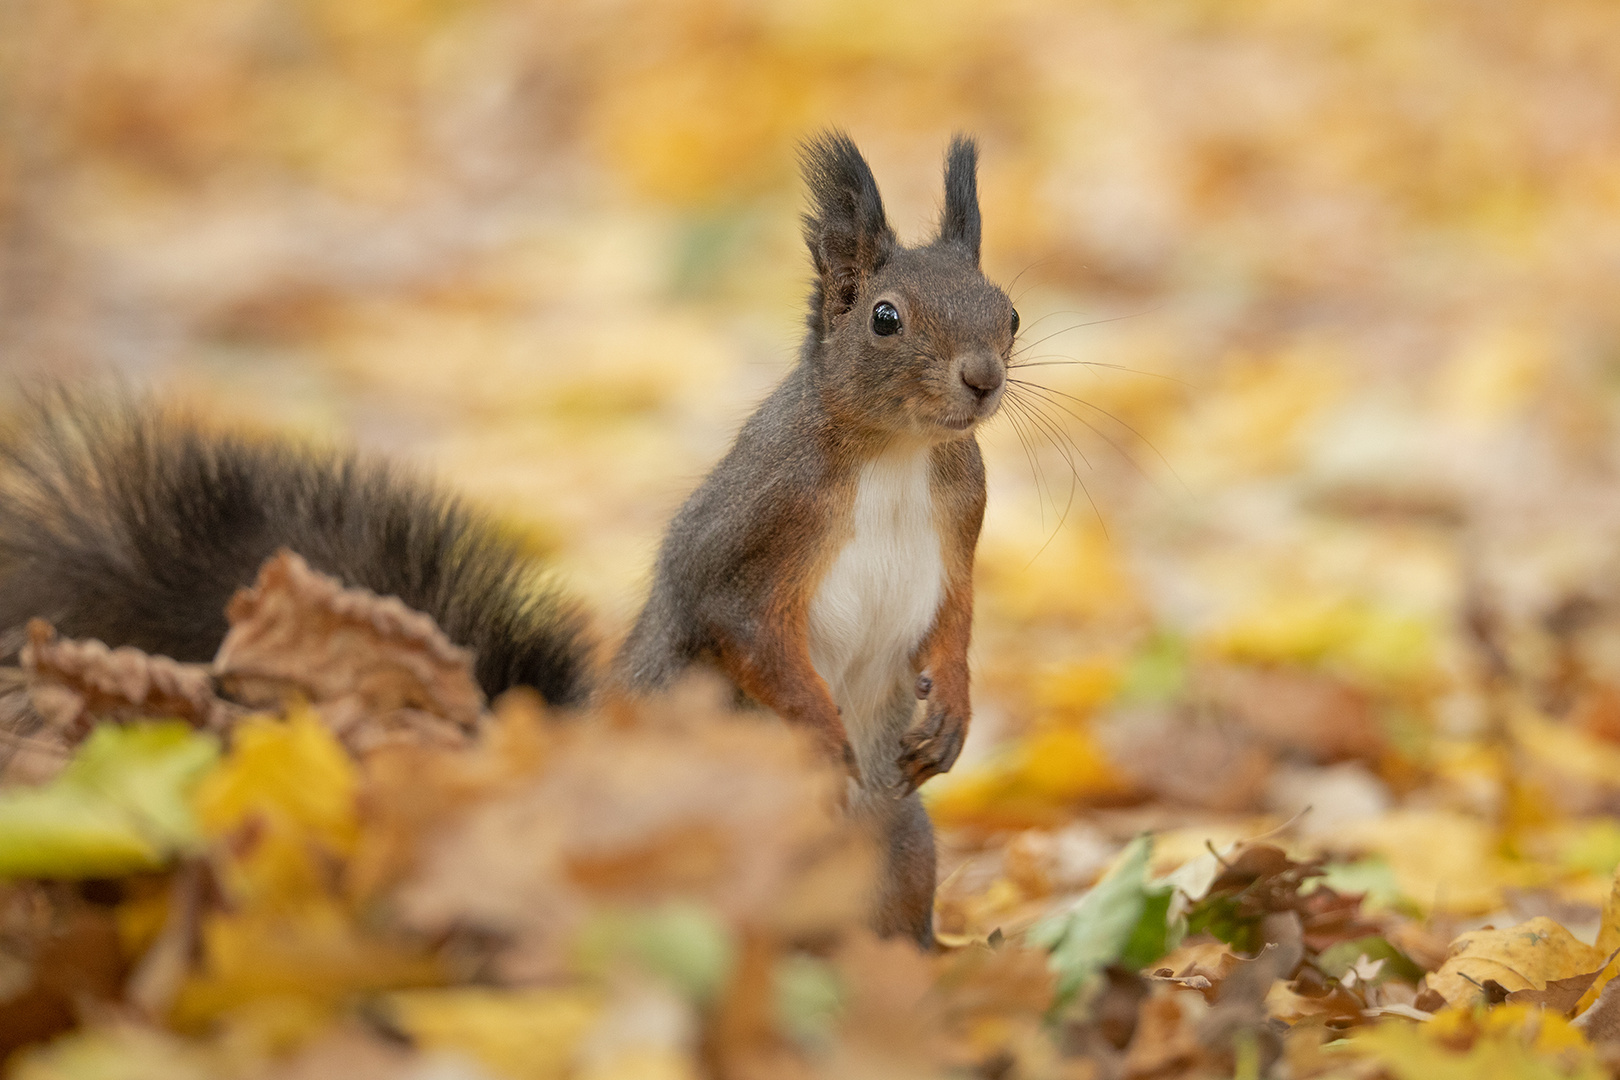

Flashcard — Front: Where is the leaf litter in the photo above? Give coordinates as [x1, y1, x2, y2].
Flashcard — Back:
[3, 558, 1620, 1077]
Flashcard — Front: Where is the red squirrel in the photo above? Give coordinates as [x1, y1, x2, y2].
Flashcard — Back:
[618, 132, 1014, 945]
[0, 132, 1013, 947]
[0, 389, 594, 707]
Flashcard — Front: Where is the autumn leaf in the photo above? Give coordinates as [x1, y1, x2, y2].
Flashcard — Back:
[0, 722, 218, 878]
[1028, 835, 1176, 1002]
[1427, 918, 1607, 1009]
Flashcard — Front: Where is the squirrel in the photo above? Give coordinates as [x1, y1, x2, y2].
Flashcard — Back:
[618, 132, 1013, 946]
[0, 131, 1013, 948]
[0, 388, 594, 708]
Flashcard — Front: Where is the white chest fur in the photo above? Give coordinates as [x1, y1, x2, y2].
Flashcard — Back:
[808, 445, 946, 762]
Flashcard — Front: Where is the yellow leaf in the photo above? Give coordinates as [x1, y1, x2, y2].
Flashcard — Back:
[578, 1048, 700, 1080]
[382, 987, 604, 1080]
[1574, 864, 1620, 1013]
[193, 711, 360, 904]
[8, 1023, 219, 1080]
[1512, 707, 1620, 790]
[172, 900, 440, 1031]
[978, 524, 1140, 624]
[1209, 595, 1434, 687]
[1427, 917, 1606, 1008]
[1322, 810, 1518, 914]
[926, 724, 1131, 829]
[1439, 321, 1554, 426]
[1030, 660, 1122, 720]
[1348, 1005, 1602, 1079]
[195, 711, 357, 848]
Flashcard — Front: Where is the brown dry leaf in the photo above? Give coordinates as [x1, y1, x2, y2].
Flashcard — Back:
[707, 929, 808, 1080]
[258, 1026, 421, 1080]
[1150, 940, 1244, 1003]
[1502, 964, 1610, 1014]
[124, 862, 207, 1020]
[21, 620, 239, 740]
[1199, 664, 1384, 762]
[1193, 927, 1300, 1070]
[1121, 988, 1209, 1078]
[0, 883, 128, 1058]
[398, 681, 868, 978]
[215, 551, 485, 750]
[1573, 684, 1620, 747]
[933, 943, 1056, 1071]
[347, 688, 554, 905]
[1097, 707, 1274, 812]
[1427, 916, 1607, 1008]
[1574, 976, 1620, 1044]
[815, 931, 943, 1079]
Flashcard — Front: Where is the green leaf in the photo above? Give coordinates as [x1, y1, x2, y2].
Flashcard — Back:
[1559, 819, 1620, 878]
[1316, 936, 1425, 985]
[65, 722, 220, 848]
[0, 721, 219, 879]
[1316, 857, 1409, 913]
[1029, 834, 1162, 1001]
[1186, 893, 1261, 955]
[0, 787, 161, 877]
[575, 902, 735, 1003]
[774, 954, 843, 1048]
[1116, 635, 1188, 705]
[1121, 885, 1180, 970]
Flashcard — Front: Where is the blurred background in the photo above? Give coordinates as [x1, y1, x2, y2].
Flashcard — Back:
[6, 0, 1620, 929]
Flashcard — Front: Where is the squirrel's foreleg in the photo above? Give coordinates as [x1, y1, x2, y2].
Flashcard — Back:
[714, 600, 860, 784]
[898, 576, 974, 794]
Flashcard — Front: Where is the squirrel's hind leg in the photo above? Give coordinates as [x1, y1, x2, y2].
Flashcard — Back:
[865, 789, 937, 949]
[849, 684, 938, 948]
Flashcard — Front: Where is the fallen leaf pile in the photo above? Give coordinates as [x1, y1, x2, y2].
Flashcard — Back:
[5, 560, 1620, 1078]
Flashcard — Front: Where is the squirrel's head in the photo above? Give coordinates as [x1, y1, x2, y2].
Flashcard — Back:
[800, 131, 1015, 441]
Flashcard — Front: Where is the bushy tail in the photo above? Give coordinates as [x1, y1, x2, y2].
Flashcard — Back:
[0, 387, 594, 706]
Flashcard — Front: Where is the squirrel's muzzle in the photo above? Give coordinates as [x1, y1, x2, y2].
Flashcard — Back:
[959, 352, 1005, 407]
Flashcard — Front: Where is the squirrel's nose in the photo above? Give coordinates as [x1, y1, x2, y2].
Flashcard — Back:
[960, 355, 1005, 401]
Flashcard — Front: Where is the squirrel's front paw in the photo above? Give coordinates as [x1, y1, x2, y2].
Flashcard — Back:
[896, 704, 967, 795]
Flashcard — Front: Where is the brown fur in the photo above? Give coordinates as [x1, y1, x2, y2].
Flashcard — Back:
[617, 132, 1013, 947]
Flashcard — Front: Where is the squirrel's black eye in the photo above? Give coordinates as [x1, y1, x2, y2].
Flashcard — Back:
[1010, 308, 1020, 336]
[872, 301, 901, 336]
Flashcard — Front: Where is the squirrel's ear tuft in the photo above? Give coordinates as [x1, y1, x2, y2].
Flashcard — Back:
[938, 135, 981, 265]
[800, 130, 895, 331]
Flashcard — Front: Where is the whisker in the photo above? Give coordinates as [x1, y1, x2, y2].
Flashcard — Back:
[1010, 382, 1161, 495]
[1004, 259, 1056, 301]
[1010, 306, 1163, 357]
[1007, 358, 1188, 386]
[998, 401, 1050, 531]
[1002, 395, 1084, 549]
[1004, 395, 1066, 528]
[1008, 379, 1183, 490]
[1011, 309, 1095, 338]
[1005, 391, 1107, 540]
[1012, 391, 1094, 474]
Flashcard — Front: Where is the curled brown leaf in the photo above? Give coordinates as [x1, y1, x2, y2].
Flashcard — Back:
[215, 551, 486, 749]
[21, 620, 239, 739]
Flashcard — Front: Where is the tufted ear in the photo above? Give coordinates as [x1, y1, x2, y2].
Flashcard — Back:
[800, 131, 895, 334]
[938, 135, 981, 264]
